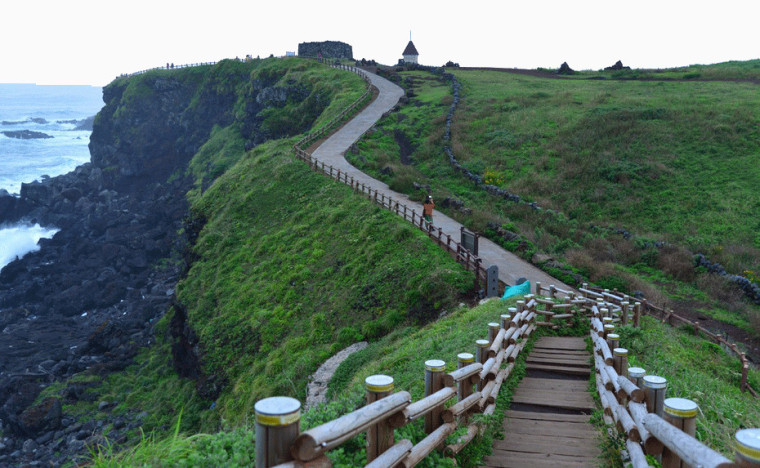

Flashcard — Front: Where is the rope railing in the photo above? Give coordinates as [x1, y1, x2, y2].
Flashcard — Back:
[534, 286, 760, 467]
[293, 64, 492, 293]
[255, 299, 540, 467]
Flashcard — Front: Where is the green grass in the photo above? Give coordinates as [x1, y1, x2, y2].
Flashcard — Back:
[178, 136, 473, 425]
[618, 317, 760, 455]
[350, 64, 760, 343]
[555, 59, 760, 81]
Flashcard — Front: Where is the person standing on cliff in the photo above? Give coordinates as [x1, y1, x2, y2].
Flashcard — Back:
[423, 195, 435, 227]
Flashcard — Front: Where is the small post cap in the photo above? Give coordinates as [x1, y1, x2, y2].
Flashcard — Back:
[735, 429, 760, 461]
[628, 367, 646, 378]
[664, 398, 698, 418]
[476, 339, 490, 347]
[254, 396, 301, 426]
[425, 359, 446, 371]
[607, 333, 620, 340]
[508, 307, 517, 313]
[643, 375, 667, 389]
[489, 322, 500, 329]
[457, 352, 475, 362]
[613, 348, 628, 356]
[365, 374, 394, 392]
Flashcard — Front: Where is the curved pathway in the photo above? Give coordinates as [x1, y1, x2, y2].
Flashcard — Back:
[313, 69, 574, 292]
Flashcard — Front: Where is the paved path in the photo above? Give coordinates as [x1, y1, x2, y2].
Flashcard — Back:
[313, 69, 574, 291]
[482, 337, 600, 467]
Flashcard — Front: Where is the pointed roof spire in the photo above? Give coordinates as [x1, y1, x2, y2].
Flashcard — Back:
[403, 40, 418, 56]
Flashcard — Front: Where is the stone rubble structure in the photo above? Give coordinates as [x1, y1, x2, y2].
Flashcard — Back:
[298, 41, 353, 59]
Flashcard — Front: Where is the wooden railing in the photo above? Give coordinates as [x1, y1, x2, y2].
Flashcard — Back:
[535, 285, 759, 467]
[293, 65, 491, 292]
[117, 61, 219, 79]
[569, 283, 757, 398]
[255, 299, 541, 467]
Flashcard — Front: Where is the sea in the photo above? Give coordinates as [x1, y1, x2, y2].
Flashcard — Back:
[0, 83, 103, 271]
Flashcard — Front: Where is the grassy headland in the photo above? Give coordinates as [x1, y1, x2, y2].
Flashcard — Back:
[42, 58, 760, 466]
[348, 63, 760, 341]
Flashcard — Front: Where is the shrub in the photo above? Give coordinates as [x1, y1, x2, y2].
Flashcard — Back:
[656, 245, 696, 281]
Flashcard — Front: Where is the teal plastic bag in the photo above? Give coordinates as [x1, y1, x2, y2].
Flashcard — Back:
[501, 280, 531, 299]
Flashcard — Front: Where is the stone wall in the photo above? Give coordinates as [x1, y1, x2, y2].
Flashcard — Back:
[298, 41, 353, 59]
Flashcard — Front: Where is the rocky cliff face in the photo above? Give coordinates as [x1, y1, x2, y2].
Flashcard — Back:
[0, 59, 325, 466]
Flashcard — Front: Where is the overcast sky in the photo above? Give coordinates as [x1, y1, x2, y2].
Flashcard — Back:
[3, 0, 758, 86]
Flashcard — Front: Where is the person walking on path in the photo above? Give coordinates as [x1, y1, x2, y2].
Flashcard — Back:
[422, 195, 435, 227]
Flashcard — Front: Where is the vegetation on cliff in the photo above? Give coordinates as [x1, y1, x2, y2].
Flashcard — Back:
[50, 58, 760, 465]
[47, 57, 473, 460]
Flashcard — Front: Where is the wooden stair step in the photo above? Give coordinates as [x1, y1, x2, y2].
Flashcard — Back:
[525, 363, 591, 376]
[506, 410, 591, 423]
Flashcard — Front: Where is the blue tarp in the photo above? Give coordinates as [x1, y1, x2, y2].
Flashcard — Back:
[501, 280, 531, 299]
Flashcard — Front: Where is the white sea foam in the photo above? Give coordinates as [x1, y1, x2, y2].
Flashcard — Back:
[0, 224, 58, 271]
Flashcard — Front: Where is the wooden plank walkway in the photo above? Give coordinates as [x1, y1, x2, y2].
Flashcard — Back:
[482, 337, 601, 468]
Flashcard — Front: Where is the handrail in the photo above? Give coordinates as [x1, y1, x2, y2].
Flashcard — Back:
[536, 281, 758, 398]
[256, 300, 541, 466]
[533, 289, 752, 466]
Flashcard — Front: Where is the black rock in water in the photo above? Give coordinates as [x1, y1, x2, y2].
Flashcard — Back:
[2, 130, 54, 140]
[73, 116, 95, 131]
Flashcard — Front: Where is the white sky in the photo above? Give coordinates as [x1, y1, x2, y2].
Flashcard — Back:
[2, 0, 758, 86]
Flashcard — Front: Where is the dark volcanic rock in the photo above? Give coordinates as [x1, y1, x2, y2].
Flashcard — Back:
[73, 116, 95, 131]
[2, 130, 53, 139]
[605, 60, 631, 71]
[19, 397, 62, 436]
[558, 62, 575, 75]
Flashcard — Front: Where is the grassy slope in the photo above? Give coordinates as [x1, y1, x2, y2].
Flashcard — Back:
[83, 60, 760, 464]
[349, 64, 760, 336]
[450, 69, 760, 255]
[180, 137, 473, 424]
[46, 58, 474, 460]
[92, 298, 760, 466]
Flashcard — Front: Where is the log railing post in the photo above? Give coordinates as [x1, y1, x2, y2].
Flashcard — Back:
[365, 375, 395, 463]
[621, 301, 629, 325]
[488, 322, 500, 345]
[606, 333, 620, 353]
[603, 324, 615, 340]
[662, 398, 699, 468]
[634, 301, 642, 327]
[643, 375, 667, 417]
[734, 428, 760, 466]
[457, 353, 475, 402]
[613, 348, 628, 378]
[424, 360, 447, 435]
[254, 396, 301, 467]
[499, 313, 511, 331]
[535, 281, 542, 296]
[475, 339, 490, 366]
[628, 367, 646, 388]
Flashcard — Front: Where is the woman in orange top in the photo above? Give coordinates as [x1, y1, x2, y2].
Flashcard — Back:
[423, 196, 435, 225]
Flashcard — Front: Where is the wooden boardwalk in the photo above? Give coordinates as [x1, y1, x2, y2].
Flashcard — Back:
[482, 337, 601, 468]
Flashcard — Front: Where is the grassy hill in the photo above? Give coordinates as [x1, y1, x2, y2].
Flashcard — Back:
[348, 63, 760, 343]
[47, 58, 760, 466]
[42, 57, 474, 459]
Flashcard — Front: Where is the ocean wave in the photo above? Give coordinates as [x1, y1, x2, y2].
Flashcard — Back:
[0, 223, 58, 271]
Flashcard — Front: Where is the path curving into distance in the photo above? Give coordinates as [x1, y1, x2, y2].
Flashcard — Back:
[312, 68, 574, 292]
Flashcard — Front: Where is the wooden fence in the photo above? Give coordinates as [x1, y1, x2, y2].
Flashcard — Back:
[255, 299, 540, 467]
[535, 285, 759, 467]
[292, 64, 505, 295]
[566, 283, 757, 398]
